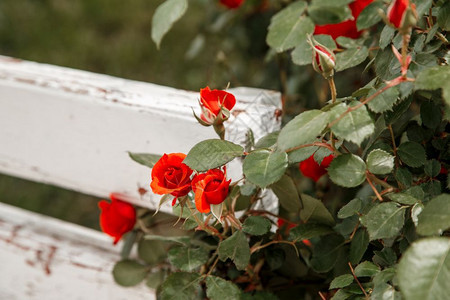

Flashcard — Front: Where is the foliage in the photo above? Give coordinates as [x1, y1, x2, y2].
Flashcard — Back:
[112, 0, 450, 299]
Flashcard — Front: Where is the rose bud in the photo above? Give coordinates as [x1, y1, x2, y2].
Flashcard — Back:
[299, 154, 335, 182]
[195, 86, 236, 126]
[314, 0, 374, 40]
[98, 193, 136, 244]
[308, 37, 336, 79]
[386, 0, 417, 33]
[150, 153, 193, 202]
[220, 0, 244, 9]
[192, 168, 231, 213]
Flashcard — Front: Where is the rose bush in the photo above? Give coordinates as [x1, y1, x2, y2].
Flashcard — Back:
[104, 0, 450, 299]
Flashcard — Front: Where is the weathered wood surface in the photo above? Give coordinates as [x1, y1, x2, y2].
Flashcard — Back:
[0, 56, 281, 211]
[0, 202, 153, 299]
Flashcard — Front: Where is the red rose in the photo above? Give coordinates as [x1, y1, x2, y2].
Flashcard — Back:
[192, 168, 231, 213]
[314, 0, 374, 40]
[387, 0, 409, 29]
[299, 154, 335, 182]
[98, 193, 136, 244]
[199, 86, 236, 125]
[220, 0, 244, 9]
[150, 153, 193, 198]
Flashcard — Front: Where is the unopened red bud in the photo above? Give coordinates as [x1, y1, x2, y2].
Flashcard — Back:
[387, 0, 417, 33]
[311, 44, 336, 79]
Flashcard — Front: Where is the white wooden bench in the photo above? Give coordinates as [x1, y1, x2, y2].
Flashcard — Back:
[0, 56, 281, 299]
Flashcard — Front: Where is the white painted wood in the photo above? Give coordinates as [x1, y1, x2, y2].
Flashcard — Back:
[0, 202, 153, 300]
[0, 55, 281, 211]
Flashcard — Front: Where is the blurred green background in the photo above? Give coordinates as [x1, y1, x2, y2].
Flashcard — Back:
[0, 0, 274, 229]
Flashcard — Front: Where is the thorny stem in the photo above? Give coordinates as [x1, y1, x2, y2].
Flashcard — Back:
[318, 291, 327, 300]
[366, 174, 383, 202]
[348, 221, 360, 241]
[185, 200, 224, 239]
[348, 262, 369, 299]
[206, 255, 220, 276]
[368, 173, 394, 190]
[388, 124, 397, 157]
[328, 78, 337, 150]
[401, 34, 410, 78]
[285, 142, 339, 155]
[328, 76, 414, 128]
[328, 78, 337, 104]
[250, 240, 299, 257]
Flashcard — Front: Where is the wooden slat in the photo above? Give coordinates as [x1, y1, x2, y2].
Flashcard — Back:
[0, 202, 153, 299]
[0, 56, 281, 211]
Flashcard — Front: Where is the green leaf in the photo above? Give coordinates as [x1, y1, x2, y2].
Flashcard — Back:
[287, 145, 317, 164]
[300, 194, 335, 226]
[310, 234, 345, 272]
[328, 154, 367, 188]
[138, 239, 168, 265]
[144, 234, 190, 246]
[168, 246, 209, 272]
[266, 2, 313, 53]
[417, 194, 450, 236]
[243, 216, 272, 236]
[308, 4, 352, 25]
[254, 131, 279, 149]
[270, 175, 301, 212]
[387, 192, 419, 205]
[205, 276, 241, 300]
[425, 159, 442, 178]
[289, 223, 334, 241]
[360, 202, 406, 241]
[421, 101, 442, 130]
[373, 267, 396, 286]
[330, 274, 354, 290]
[112, 260, 148, 287]
[415, 65, 450, 109]
[331, 289, 352, 300]
[160, 272, 201, 300]
[278, 110, 330, 151]
[243, 150, 288, 188]
[384, 97, 413, 125]
[371, 283, 401, 300]
[128, 152, 161, 168]
[395, 167, 413, 187]
[438, 2, 450, 30]
[354, 261, 380, 277]
[151, 0, 188, 49]
[338, 198, 362, 219]
[335, 47, 369, 72]
[366, 149, 394, 175]
[146, 270, 167, 289]
[218, 230, 250, 270]
[397, 141, 426, 167]
[379, 25, 396, 50]
[184, 139, 244, 171]
[356, 1, 383, 30]
[398, 238, 450, 300]
[350, 228, 369, 265]
[366, 85, 400, 113]
[329, 101, 375, 146]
